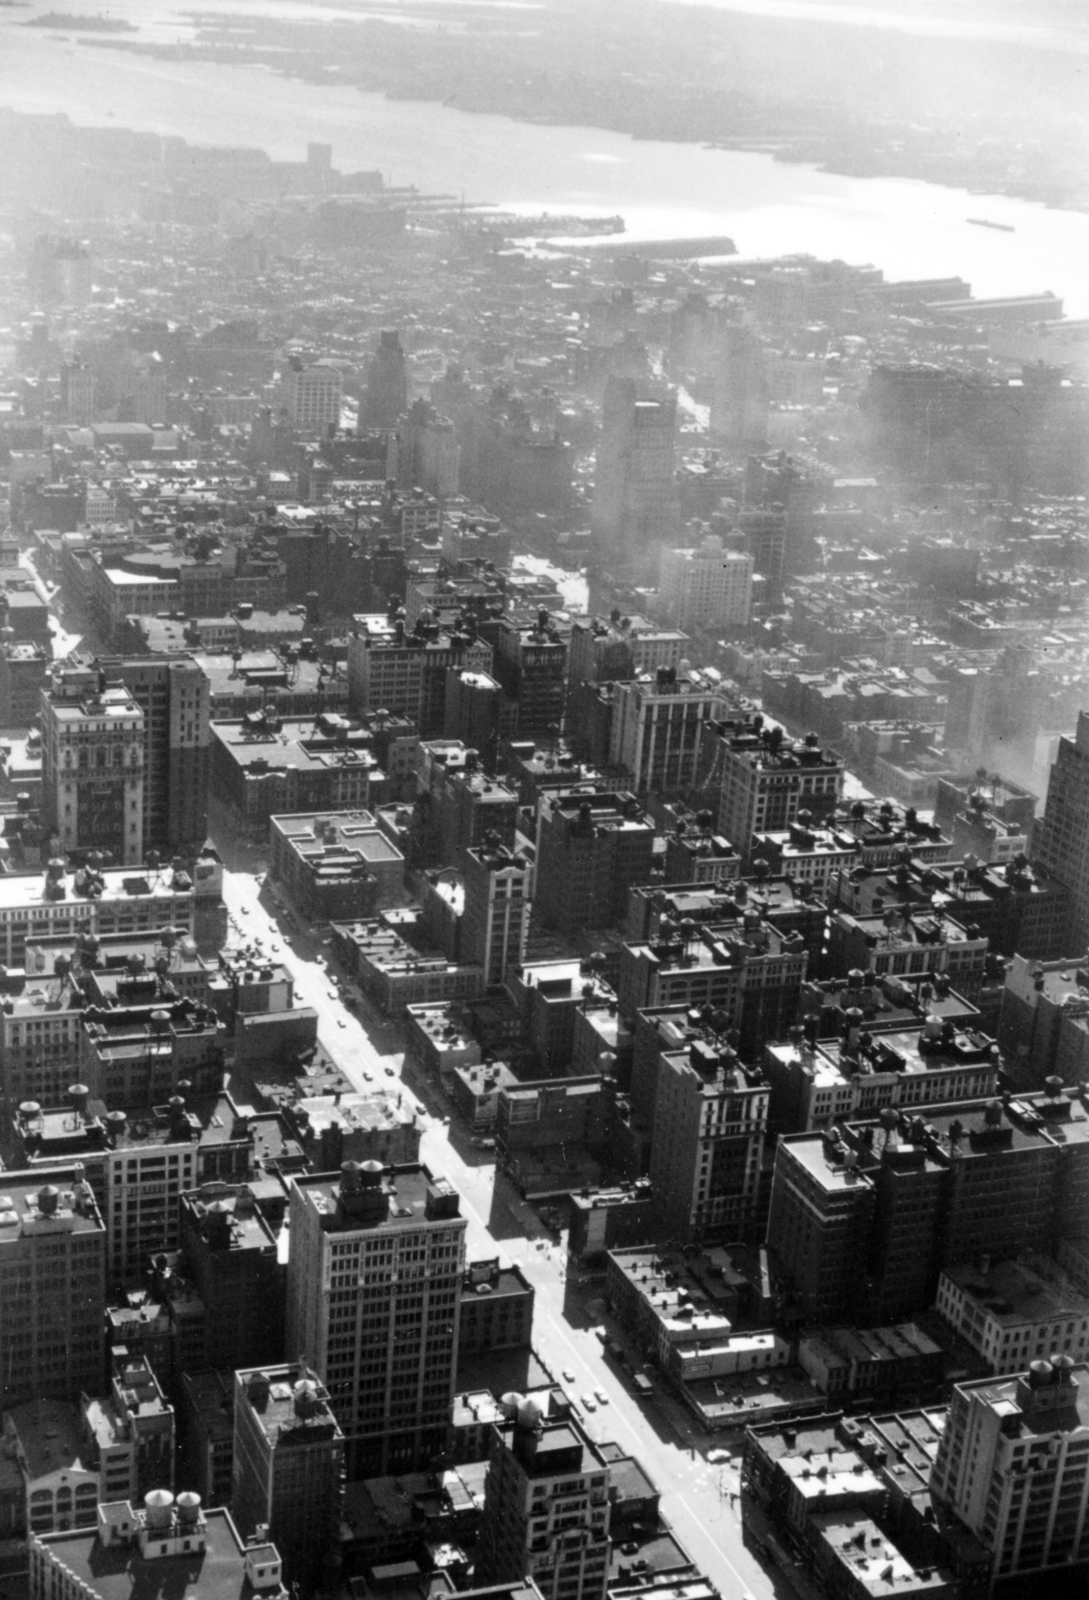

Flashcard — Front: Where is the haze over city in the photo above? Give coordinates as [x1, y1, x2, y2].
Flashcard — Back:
[0, 6, 1088, 1600]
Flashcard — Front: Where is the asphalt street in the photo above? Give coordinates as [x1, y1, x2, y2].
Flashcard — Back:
[218, 854, 784, 1600]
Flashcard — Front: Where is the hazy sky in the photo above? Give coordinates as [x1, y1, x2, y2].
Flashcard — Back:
[655, 0, 1089, 49]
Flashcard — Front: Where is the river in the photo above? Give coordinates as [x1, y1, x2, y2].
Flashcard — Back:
[2, 0, 1089, 314]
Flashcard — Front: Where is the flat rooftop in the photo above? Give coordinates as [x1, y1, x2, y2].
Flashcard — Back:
[943, 1254, 1089, 1328]
[36, 1506, 269, 1600]
[235, 1366, 341, 1446]
[0, 1168, 103, 1241]
[0, 863, 197, 913]
[295, 1164, 461, 1234]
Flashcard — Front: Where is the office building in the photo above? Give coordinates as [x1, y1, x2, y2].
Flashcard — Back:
[286, 1162, 466, 1478]
[657, 536, 754, 632]
[232, 1365, 343, 1590]
[179, 1184, 285, 1373]
[445, 668, 514, 762]
[591, 377, 680, 566]
[411, 740, 519, 870]
[0, 853, 223, 973]
[535, 789, 655, 935]
[710, 322, 769, 443]
[936, 1255, 1089, 1373]
[361, 330, 408, 431]
[98, 656, 211, 858]
[15, 1089, 249, 1284]
[618, 919, 808, 1058]
[768, 1134, 878, 1325]
[348, 614, 493, 735]
[764, 1017, 999, 1134]
[179, 1370, 234, 1508]
[932, 1360, 1089, 1585]
[608, 668, 727, 796]
[61, 361, 96, 424]
[648, 1034, 769, 1245]
[0, 642, 50, 728]
[0, 1166, 106, 1410]
[703, 716, 844, 864]
[998, 954, 1089, 1090]
[398, 397, 459, 497]
[477, 1407, 611, 1600]
[459, 1259, 535, 1355]
[660, 815, 741, 886]
[4, 1398, 102, 1538]
[767, 1088, 1089, 1325]
[29, 1497, 288, 1600]
[269, 810, 404, 921]
[210, 714, 388, 840]
[283, 358, 342, 431]
[82, 1353, 175, 1506]
[493, 617, 568, 738]
[41, 666, 144, 865]
[462, 841, 531, 988]
[567, 615, 687, 703]
[1034, 709, 1089, 948]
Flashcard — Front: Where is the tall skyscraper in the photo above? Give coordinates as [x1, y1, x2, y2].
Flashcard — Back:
[590, 377, 680, 570]
[232, 1364, 344, 1591]
[462, 840, 531, 987]
[931, 1358, 1089, 1585]
[477, 1405, 612, 1600]
[361, 330, 408, 430]
[286, 1162, 466, 1478]
[1034, 709, 1089, 949]
[41, 665, 145, 864]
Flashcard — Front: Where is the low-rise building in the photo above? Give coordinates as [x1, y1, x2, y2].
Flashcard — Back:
[936, 1254, 1089, 1372]
[763, 1018, 999, 1134]
[567, 1184, 658, 1264]
[447, 1060, 519, 1130]
[285, 1089, 421, 1168]
[0, 853, 223, 970]
[211, 714, 387, 839]
[496, 1076, 615, 1199]
[29, 1496, 288, 1600]
[459, 1259, 534, 1355]
[269, 810, 404, 920]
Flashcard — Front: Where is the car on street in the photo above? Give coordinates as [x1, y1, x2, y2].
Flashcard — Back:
[594, 1389, 609, 1406]
[239, 906, 249, 915]
[562, 1369, 575, 1383]
[336, 1018, 346, 1028]
[580, 1394, 596, 1412]
[707, 1449, 731, 1464]
[385, 1066, 396, 1077]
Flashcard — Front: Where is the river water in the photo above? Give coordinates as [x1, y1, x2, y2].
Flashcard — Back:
[2, 0, 1088, 314]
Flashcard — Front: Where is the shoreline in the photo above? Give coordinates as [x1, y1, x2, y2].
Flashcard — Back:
[79, 33, 1089, 220]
